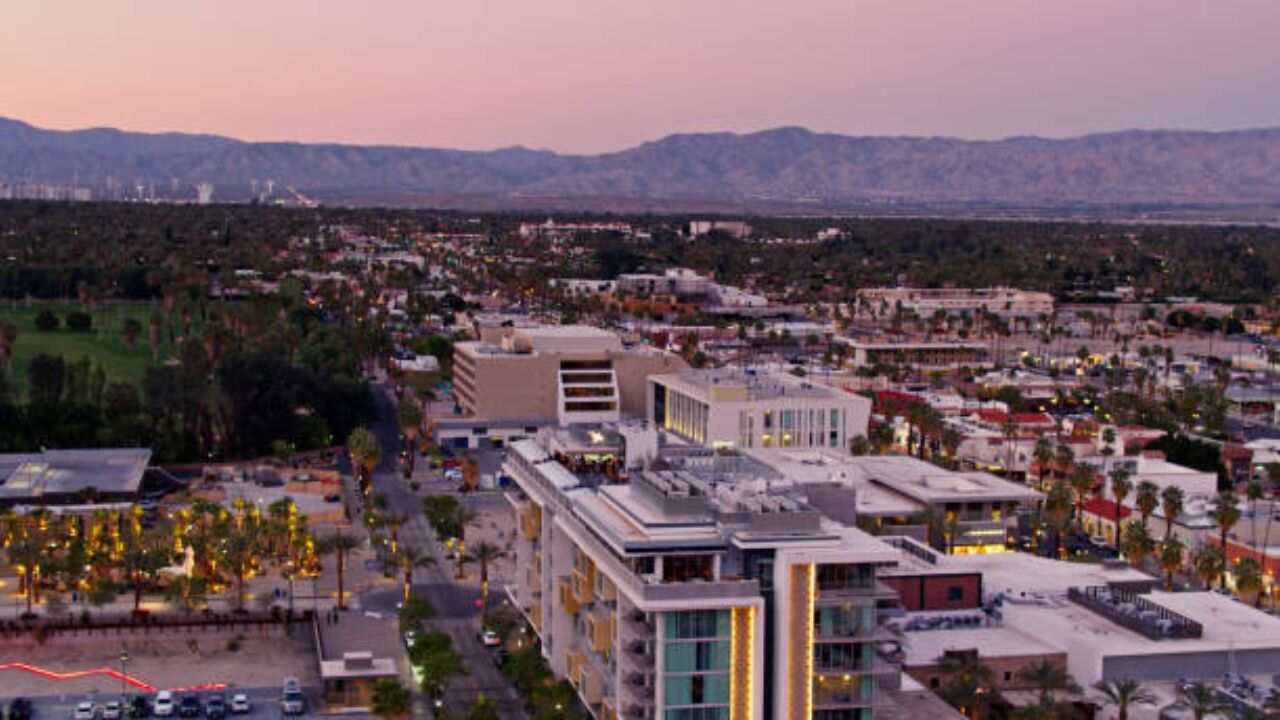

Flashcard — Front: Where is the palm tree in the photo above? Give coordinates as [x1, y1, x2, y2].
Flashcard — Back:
[1053, 445, 1075, 484]
[1135, 481, 1159, 531]
[1246, 479, 1265, 560]
[220, 520, 262, 612]
[1120, 520, 1154, 569]
[6, 523, 45, 616]
[1044, 480, 1074, 559]
[394, 546, 436, 603]
[1033, 437, 1054, 490]
[347, 427, 381, 485]
[936, 652, 999, 720]
[1015, 659, 1079, 706]
[1109, 467, 1133, 549]
[1160, 486, 1185, 542]
[1232, 557, 1264, 606]
[1158, 537, 1185, 591]
[1192, 545, 1226, 591]
[369, 678, 411, 720]
[1176, 682, 1227, 720]
[396, 399, 423, 470]
[1093, 678, 1156, 720]
[1212, 491, 1242, 589]
[164, 575, 209, 614]
[319, 530, 361, 610]
[1068, 464, 1096, 532]
[465, 541, 507, 613]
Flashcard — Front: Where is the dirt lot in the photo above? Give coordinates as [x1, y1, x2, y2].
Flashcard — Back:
[0, 629, 318, 696]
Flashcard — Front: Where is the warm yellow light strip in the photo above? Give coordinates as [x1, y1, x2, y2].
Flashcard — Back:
[804, 564, 815, 720]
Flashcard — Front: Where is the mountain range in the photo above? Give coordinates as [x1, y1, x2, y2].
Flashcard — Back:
[2, 116, 1279, 209]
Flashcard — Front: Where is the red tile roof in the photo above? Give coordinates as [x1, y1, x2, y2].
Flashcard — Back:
[1080, 496, 1132, 523]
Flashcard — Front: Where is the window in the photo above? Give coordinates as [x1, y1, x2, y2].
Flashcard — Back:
[1004, 671, 1012, 682]
[947, 586, 964, 602]
[665, 610, 728, 639]
[930, 677, 940, 689]
[471, 427, 488, 436]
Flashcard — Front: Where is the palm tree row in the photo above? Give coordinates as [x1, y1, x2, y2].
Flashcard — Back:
[2, 497, 324, 616]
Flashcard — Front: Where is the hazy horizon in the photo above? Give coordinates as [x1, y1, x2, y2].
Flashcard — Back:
[4, 0, 1279, 154]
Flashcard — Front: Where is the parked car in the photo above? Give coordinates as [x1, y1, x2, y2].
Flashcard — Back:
[127, 696, 151, 719]
[477, 629, 501, 647]
[176, 696, 201, 719]
[203, 696, 226, 720]
[73, 702, 97, 720]
[152, 692, 174, 718]
[102, 702, 122, 720]
[9, 698, 34, 720]
[280, 678, 305, 716]
[229, 695, 250, 716]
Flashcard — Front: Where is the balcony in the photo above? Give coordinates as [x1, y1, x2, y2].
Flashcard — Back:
[587, 609, 613, 654]
[573, 569, 597, 605]
[559, 577, 580, 615]
[520, 505, 542, 540]
[812, 676, 877, 709]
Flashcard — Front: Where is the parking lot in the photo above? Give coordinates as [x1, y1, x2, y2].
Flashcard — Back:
[11, 686, 329, 720]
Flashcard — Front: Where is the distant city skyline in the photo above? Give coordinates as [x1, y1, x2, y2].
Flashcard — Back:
[3, 0, 1278, 154]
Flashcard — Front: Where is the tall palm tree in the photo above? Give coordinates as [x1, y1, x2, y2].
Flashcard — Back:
[1044, 480, 1074, 559]
[1160, 486, 1185, 542]
[466, 541, 507, 613]
[1192, 545, 1226, 591]
[1212, 491, 1242, 589]
[220, 519, 262, 612]
[1158, 537, 1185, 591]
[1068, 464, 1096, 532]
[1120, 521, 1154, 570]
[1246, 479, 1265, 560]
[1176, 682, 1227, 720]
[1135, 481, 1159, 532]
[1015, 659, 1079, 706]
[1032, 437, 1054, 491]
[319, 530, 361, 610]
[1109, 467, 1133, 549]
[394, 546, 436, 603]
[1092, 678, 1156, 720]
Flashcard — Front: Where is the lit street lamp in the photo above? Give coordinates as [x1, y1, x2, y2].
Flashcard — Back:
[119, 649, 130, 702]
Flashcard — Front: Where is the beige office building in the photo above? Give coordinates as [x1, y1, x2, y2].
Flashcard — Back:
[452, 325, 688, 427]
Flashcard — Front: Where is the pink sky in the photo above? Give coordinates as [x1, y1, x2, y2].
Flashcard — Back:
[3, 1, 1278, 153]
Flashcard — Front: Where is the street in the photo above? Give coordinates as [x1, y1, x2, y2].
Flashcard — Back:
[358, 381, 526, 719]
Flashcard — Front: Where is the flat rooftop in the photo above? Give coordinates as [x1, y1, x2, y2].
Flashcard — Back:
[857, 455, 1043, 505]
[0, 448, 151, 500]
[655, 368, 841, 402]
[903, 625, 1061, 667]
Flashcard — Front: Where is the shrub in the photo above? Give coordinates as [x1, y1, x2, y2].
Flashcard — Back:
[34, 309, 59, 331]
[66, 311, 93, 332]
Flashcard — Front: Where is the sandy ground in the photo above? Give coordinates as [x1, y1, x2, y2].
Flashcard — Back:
[459, 502, 517, 588]
[0, 631, 318, 697]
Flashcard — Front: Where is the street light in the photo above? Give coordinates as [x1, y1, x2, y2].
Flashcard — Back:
[119, 649, 130, 702]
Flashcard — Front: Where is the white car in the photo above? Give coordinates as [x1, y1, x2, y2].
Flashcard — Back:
[102, 702, 122, 720]
[230, 695, 251, 715]
[74, 702, 97, 720]
[153, 691, 175, 718]
[478, 629, 501, 647]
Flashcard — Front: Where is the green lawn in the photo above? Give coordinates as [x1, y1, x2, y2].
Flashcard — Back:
[1, 302, 172, 399]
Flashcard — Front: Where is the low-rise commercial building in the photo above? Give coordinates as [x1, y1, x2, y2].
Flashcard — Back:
[856, 287, 1054, 319]
[0, 448, 152, 507]
[647, 369, 871, 453]
[839, 341, 990, 370]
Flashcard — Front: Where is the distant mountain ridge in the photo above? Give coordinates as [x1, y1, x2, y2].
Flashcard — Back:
[3, 116, 1280, 207]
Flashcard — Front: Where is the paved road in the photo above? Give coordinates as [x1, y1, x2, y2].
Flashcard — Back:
[358, 381, 525, 719]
